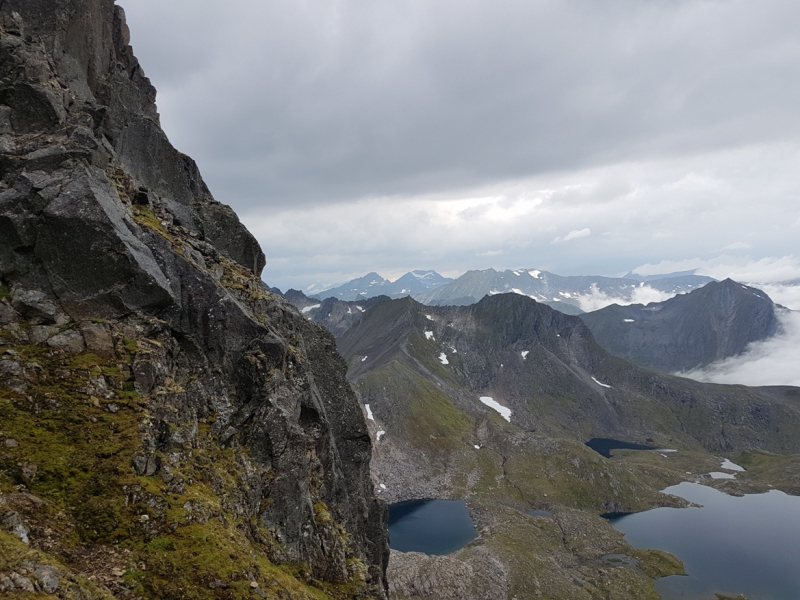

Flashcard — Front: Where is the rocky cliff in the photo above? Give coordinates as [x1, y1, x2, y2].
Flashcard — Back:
[0, 1, 387, 598]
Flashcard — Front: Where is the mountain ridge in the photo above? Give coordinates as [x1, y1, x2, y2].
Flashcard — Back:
[314, 271, 452, 302]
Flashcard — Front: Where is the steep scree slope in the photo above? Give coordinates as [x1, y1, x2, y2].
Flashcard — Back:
[0, 2, 387, 598]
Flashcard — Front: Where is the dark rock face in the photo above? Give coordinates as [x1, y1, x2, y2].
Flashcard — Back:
[580, 279, 781, 373]
[0, 2, 387, 597]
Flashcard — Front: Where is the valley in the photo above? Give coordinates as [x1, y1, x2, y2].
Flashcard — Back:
[293, 291, 800, 599]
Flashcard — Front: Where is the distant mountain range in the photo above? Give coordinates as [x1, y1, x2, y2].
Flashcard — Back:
[580, 279, 784, 373]
[412, 268, 714, 313]
[290, 276, 786, 378]
[308, 268, 715, 314]
[312, 270, 453, 301]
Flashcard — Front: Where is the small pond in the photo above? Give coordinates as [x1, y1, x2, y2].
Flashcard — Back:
[609, 482, 800, 599]
[388, 499, 478, 555]
[585, 437, 655, 458]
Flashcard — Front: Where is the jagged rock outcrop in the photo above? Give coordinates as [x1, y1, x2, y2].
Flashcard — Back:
[0, 2, 387, 598]
[580, 279, 782, 373]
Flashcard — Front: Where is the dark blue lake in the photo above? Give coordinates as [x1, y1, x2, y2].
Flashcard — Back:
[609, 482, 800, 600]
[585, 437, 655, 458]
[388, 499, 478, 555]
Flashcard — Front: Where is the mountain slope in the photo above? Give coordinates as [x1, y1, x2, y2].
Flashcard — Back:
[0, 3, 386, 598]
[580, 279, 782, 372]
[340, 294, 800, 454]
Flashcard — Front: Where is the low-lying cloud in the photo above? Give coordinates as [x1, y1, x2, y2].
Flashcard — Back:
[682, 310, 800, 387]
[747, 283, 800, 311]
[576, 283, 675, 312]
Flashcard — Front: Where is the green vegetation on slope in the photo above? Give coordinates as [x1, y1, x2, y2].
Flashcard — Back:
[0, 334, 364, 600]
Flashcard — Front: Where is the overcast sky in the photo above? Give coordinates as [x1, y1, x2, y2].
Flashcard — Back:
[120, 0, 800, 296]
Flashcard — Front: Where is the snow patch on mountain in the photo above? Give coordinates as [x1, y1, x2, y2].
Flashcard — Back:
[592, 376, 612, 389]
[479, 396, 511, 422]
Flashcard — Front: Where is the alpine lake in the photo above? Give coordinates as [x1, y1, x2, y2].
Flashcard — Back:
[388, 442, 800, 599]
[609, 479, 800, 599]
[388, 499, 478, 555]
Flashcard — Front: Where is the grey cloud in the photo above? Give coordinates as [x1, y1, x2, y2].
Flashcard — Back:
[123, 0, 800, 208]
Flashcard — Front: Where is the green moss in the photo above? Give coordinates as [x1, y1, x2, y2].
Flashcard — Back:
[0, 530, 114, 600]
[314, 501, 333, 525]
[0, 341, 366, 599]
[122, 337, 138, 354]
[67, 353, 104, 370]
[0, 284, 10, 300]
[132, 206, 171, 240]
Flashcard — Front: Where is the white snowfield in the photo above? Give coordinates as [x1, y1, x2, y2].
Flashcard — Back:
[425, 314, 433, 320]
[376, 430, 385, 441]
[529, 270, 542, 279]
[361, 356, 368, 362]
[424, 330, 435, 340]
[592, 376, 612, 389]
[301, 304, 320, 314]
[480, 396, 511, 422]
[521, 350, 529, 359]
[623, 319, 635, 323]
[439, 352, 449, 365]
[365, 404, 374, 421]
